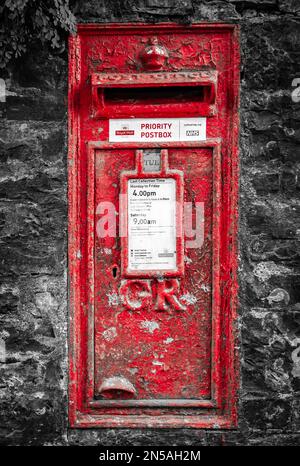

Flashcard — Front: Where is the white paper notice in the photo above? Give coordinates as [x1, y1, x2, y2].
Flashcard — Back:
[128, 178, 176, 271]
[109, 118, 206, 142]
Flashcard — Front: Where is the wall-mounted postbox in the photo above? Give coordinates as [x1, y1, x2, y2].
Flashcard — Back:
[68, 23, 240, 428]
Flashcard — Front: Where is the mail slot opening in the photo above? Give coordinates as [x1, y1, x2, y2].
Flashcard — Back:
[103, 85, 209, 106]
[91, 70, 218, 118]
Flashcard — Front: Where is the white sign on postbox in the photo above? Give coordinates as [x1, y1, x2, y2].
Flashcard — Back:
[109, 118, 206, 142]
[128, 178, 177, 271]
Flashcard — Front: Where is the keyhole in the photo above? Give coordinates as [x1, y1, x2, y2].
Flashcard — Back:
[112, 266, 118, 278]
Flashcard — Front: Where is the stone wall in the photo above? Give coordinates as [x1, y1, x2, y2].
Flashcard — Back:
[0, 0, 299, 445]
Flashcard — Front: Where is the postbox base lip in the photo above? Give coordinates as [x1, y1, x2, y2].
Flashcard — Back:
[71, 413, 237, 429]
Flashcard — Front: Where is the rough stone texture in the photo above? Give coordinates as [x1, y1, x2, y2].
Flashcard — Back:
[0, 0, 299, 446]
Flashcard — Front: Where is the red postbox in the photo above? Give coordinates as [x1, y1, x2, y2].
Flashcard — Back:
[68, 23, 240, 428]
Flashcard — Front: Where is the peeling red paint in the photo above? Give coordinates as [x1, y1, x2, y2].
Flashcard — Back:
[68, 23, 240, 428]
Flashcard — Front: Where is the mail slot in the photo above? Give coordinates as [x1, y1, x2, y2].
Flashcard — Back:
[68, 23, 240, 428]
[91, 70, 217, 117]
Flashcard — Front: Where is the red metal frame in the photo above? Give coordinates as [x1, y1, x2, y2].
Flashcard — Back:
[68, 23, 240, 429]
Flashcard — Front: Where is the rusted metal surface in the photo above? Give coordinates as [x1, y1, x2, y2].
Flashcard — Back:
[68, 23, 240, 428]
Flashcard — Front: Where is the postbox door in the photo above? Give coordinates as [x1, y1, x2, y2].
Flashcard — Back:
[92, 145, 220, 407]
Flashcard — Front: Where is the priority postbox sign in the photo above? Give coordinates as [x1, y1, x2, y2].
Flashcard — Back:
[109, 118, 206, 142]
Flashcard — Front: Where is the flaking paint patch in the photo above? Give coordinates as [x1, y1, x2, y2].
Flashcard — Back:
[184, 255, 192, 264]
[102, 327, 117, 342]
[180, 293, 197, 305]
[140, 321, 160, 334]
[107, 293, 120, 306]
[201, 284, 210, 293]
[164, 337, 174, 344]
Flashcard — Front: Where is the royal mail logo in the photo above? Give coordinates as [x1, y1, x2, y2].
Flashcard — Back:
[115, 130, 135, 136]
[115, 125, 135, 136]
